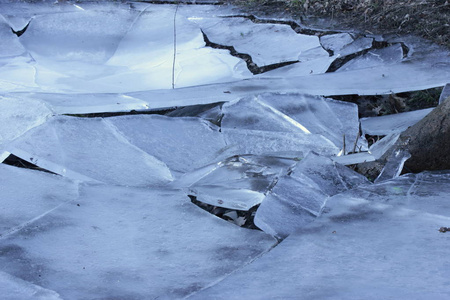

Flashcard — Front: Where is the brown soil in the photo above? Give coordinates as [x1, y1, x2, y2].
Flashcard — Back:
[229, 0, 450, 48]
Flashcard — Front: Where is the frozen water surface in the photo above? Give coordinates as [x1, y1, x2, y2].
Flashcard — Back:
[1, 1, 450, 298]
[8, 116, 173, 186]
[189, 172, 450, 299]
[0, 164, 79, 237]
[0, 95, 52, 146]
[0, 184, 276, 299]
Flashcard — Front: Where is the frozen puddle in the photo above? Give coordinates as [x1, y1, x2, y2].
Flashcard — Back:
[1, 0, 449, 298]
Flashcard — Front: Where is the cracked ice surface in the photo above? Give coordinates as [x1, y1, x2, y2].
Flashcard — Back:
[191, 16, 329, 66]
[0, 184, 276, 299]
[255, 152, 369, 238]
[188, 172, 450, 299]
[8, 116, 173, 186]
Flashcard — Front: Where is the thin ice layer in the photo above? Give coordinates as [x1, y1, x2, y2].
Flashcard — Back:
[255, 152, 369, 238]
[0, 185, 276, 299]
[22, 93, 150, 115]
[8, 116, 172, 186]
[0, 16, 26, 57]
[106, 115, 227, 174]
[0, 164, 79, 237]
[181, 155, 298, 210]
[0, 95, 52, 146]
[360, 108, 433, 135]
[189, 172, 450, 299]
[192, 16, 328, 66]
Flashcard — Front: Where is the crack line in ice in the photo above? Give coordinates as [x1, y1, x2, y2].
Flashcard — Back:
[201, 30, 299, 75]
[0, 182, 80, 240]
[183, 238, 280, 299]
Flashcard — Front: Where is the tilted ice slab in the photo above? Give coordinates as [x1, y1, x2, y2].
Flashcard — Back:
[221, 93, 362, 155]
[0, 184, 276, 299]
[191, 16, 328, 66]
[0, 164, 79, 237]
[7, 116, 173, 186]
[178, 154, 298, 210]
[106, 115, 227, 175]
[360, 108, 433, 135]
[188, 172, 450, 299]
[0, 95, 52, 146]
[255, 152, 369, 239]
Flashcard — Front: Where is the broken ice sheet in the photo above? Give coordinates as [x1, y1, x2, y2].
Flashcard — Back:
[179, 154, 298, 210]
[191, 16, 328, 66]
[375, 149, 411, 183]
[188, 192, 450, 299]
[0, 95, 52, 146]
[221, 93, 363, 154]
[8, 116, 172, 186]
[106, 114, 227, 175]
[0, 164, 78, 237]
[361, 108, 433, 136]
[0, 16, 26, 57]
[0, 185, 276, 299]
[255, 152, 369, 239]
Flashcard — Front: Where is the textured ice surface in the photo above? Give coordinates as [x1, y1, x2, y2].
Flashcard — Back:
[255, 152, 369, 238]
[106, 115, 227, 174]
[0, 184, 276, 299]
[0, 95, 52, 146]
[0, 164, 79, 237]
[8, 116, 173, 186]
[361, 108, 433, 135]
[189, 172, 450, 299]
[0, 16, 26, 57]
[192, 16, 328, 66]
[0, 271, 62, 300]
[180, 155, 298, 210]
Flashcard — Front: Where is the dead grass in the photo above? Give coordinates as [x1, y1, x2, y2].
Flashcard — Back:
[231, 0, 450, 47]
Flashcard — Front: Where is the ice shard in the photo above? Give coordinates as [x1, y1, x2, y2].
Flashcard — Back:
[8, 116, 173, 186]
[361, 108, 433, 135]
[255, 152, 369, 238]
[0, 185, 276, 299]
[221, 93, 363, 155]
[439, 83, 450, 104]
[106, 115, 228, 175]
[374, 149, 411, 183]
[179, 154, 298, 210]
